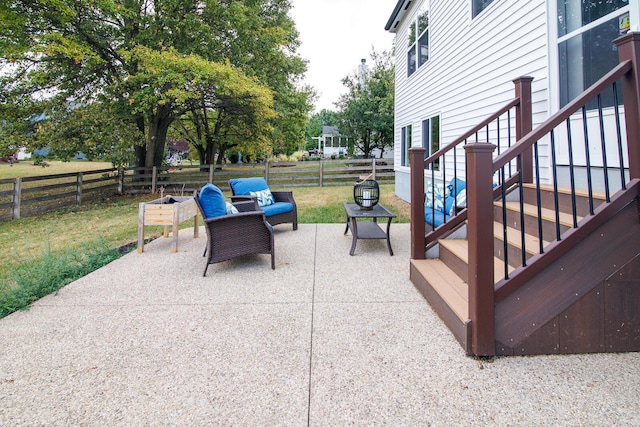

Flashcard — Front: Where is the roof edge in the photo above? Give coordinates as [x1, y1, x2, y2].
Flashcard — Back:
[385, 0, 412, 32]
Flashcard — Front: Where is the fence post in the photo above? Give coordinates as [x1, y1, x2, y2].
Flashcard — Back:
[514, 76, 534, 183]
[615, 32, 640, 179]
[12, 178, 21, 219]
[372, 158, 377, 180]
[265, 160, 270, 183]
[464, 143, 497, 356]
[319, 159, 324, 187]
[410, 147, 426, 260]
[117, 168, 124, 194]
[76, 173, 83, 205]
[151, 166, 157, 194]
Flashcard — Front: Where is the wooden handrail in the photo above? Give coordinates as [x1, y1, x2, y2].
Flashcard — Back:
[492, 60, 632, 173]
[423, 98, 520, 167]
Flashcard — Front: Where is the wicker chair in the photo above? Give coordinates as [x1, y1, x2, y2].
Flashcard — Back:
[228, 177, 298, 230]
[194, 190, 275, 276]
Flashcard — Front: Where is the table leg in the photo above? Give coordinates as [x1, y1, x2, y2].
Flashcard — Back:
[172, 210, 179, 253]
[137, 204, 145, 253]
[344, 214, 349, 235]
[349, 217, 358, 256]
[386, 217, 394, 256]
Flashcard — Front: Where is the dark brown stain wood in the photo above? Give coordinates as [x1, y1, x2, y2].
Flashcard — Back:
[558, 284, 606, 353]
[513, 318, 560, 356]
[495, 200, 640, 349]
[605, 254, 640, 352]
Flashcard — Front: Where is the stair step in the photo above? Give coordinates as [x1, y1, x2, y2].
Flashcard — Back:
[493, 222, 548, 255]
[411, 259, 468, 321]
[440, 239, 514, 283]
[501, 201, 581, 227]
[523, 183, 606, 200]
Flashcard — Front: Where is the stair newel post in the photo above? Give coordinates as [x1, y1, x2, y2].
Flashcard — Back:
[615, 33, 640, 179]
[464, 143, 497, 356]
[514, 76, 534, 183]
[410, 147, 427, 260]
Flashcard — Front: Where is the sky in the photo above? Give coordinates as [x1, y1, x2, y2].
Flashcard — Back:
[289, 0, 397, 113]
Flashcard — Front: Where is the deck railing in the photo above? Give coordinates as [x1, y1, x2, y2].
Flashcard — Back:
[409, 77, 532, 258]
[409, 32, 640, 356]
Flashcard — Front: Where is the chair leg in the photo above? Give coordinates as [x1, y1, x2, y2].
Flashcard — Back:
[203, 263, 209, 277]
[271, 250, 275, 269]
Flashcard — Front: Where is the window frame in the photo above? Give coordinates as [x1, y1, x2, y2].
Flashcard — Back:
[401, 124, 413, 167]
[472, 0, 496, 18]
[422, 115, 441, 171]
[407, 4, 430, 77]
[555, 1, 630, 108]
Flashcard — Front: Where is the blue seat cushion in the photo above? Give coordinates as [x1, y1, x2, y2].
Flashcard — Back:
[425, 208, 449, 227]
[448, 178, 466, 196]
[229, 177, 269, 196]
[261, 202, 294, 217]
[199, 183, 227, 218]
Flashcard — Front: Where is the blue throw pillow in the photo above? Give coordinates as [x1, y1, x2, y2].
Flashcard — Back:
[250, 188, 275, 207]
[229, 177, 269, 196]
[199, 183, 226, 218]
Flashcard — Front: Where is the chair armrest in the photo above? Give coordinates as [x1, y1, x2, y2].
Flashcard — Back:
[232, 200, 260, 212]
[271, 191, 296, 205]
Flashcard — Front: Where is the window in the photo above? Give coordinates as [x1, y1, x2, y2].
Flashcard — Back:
[401, 125, 413, 166]
[473, 0, 495, 17]
[422, 116, 440, 171]
[407, 4, 429, 77]
[557, 0, 629, 108]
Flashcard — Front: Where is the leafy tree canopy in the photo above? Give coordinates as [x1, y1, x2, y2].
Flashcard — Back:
[0, 0, 311, 167]
[336, 49, 394, 158]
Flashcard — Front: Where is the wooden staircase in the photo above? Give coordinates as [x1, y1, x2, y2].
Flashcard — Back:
[411, 182, 640, 355]
[409, 34, 640, 356]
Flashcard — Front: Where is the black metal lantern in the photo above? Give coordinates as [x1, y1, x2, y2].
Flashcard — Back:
[354, 177, 379, 210]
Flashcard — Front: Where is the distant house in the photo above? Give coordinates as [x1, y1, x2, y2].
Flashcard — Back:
[386, 0, 635, 201]
[313, 126, 392, 158]
[312, 126, 349, 157]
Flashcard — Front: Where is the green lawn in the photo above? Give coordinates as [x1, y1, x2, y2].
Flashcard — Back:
[0, 183, 409, 318]
[0, 159, 115, 180]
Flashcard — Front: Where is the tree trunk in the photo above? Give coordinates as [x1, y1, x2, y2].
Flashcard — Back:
[145, 106, 173, 168]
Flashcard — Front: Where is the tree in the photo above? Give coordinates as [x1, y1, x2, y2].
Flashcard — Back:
[0, 0, 310, 168]
[336, 50, 394, 158]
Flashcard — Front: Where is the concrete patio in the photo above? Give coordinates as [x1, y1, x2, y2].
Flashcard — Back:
[0, 223, 639, 425]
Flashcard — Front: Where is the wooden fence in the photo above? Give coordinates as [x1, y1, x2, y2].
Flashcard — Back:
[0, 158, 394, 220]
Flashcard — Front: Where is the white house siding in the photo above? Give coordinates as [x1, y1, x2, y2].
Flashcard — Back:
[393, 0, 550, 202]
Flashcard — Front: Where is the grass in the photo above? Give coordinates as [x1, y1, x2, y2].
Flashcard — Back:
[0, 183, 409, 318]
[0, 159, 114, 180]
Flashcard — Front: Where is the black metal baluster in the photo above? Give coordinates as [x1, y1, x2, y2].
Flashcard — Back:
[550, 129, 561, 241]
[581, 106, 595, 215]
[597, 94, 611, 202]
[430, 166, 436, 232]
[566, 118, 578, 228]
[534, 141, 544, 254]
[507, 109, 513, 177]
[613, 82, 627, 190]
[442, 152, 447, 224]
[518, 155, 527, 267]
[501, 164, 509, 280]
